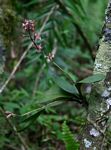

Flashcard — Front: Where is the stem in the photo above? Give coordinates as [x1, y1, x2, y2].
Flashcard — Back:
[28, 31, 38, 50]
[0, 44, 32, 94]
[53, 62, 75, 84]
[32, 63, 46, 97]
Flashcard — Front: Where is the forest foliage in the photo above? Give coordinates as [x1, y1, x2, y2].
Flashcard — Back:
[0, 0, 109, 150]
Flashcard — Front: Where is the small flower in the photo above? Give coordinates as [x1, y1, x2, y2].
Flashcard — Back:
[34, 44, 42, 52]
[34, 33, 41, 40]
[22, 19, 35, 32]
[46, 52, 55, 63]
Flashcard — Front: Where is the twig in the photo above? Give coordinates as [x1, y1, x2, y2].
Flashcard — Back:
[0, 107, 29, 150]
[0, 6, 56, 94]
[0, 43, 32, 94]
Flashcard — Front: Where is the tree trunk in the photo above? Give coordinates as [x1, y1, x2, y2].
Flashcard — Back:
[80, 0, 111, 149]
[0, 0, 21, 72]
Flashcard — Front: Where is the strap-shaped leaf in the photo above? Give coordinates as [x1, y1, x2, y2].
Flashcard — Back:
[54, 77, 79, 94]
[79, 74, 105, 83]
[36, 85, 71, 103]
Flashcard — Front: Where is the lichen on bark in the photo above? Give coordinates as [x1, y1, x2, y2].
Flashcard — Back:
[80, 0, 111, 149]
[94, 37, 111, 75]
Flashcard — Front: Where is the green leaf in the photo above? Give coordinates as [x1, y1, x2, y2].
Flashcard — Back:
[79, 74, 105, 83]
[21, 107, 45, 123]
[18, 116, 40, 132]
[20, 101, 63, 123]
[36, 85, 70, 103]
[18, 101, 63, 131]
[22, 0, 38, 7]
[53, 77, 79, 95]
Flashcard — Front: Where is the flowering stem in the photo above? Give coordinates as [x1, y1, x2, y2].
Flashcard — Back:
[28, 31, 39, 51]
[0, 6, 56, 94]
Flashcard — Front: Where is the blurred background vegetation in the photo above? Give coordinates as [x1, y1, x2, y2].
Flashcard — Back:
[0, 0, 108, 150]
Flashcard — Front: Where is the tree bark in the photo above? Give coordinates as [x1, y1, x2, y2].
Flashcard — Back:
[80, 0, 111, 149]
[0, 0, 21, 73]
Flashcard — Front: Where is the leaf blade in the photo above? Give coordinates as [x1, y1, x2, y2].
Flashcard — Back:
[79, 74, 105, 83]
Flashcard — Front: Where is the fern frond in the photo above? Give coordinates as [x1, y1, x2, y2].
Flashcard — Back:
[62, 121, 79, 150]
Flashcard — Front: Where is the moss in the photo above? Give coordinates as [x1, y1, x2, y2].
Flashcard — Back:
[0, 0, 21, 76]
[0, 1, 19, 49]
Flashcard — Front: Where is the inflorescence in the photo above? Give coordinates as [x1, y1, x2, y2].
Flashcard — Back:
[22, 19, 55, 62]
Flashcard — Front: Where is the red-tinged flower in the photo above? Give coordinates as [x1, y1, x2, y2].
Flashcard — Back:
[22, 19, 35, 32]
[34, 33, 41, 40]
[34, 44, 42, 52]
